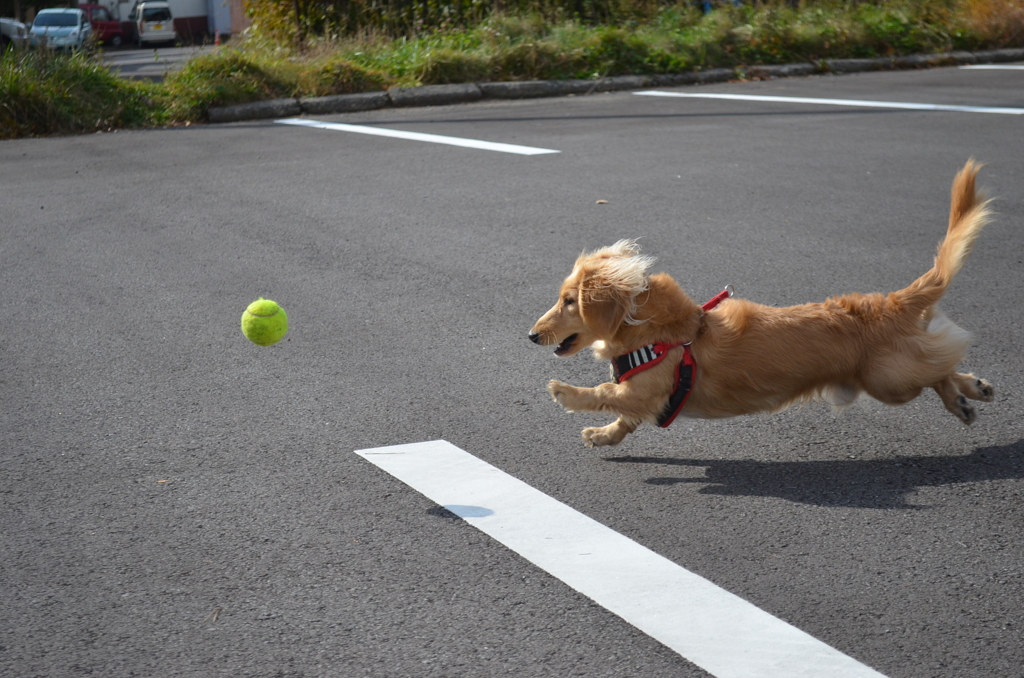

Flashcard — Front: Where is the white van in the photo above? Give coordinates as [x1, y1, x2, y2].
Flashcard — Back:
[130, 0, 176, 47]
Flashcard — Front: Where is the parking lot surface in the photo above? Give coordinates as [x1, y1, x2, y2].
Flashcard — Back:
[2, 64, 1022, 677]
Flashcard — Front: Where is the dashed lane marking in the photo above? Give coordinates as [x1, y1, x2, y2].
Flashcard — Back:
[275, 118, 560, 155]
[960, 64, 1024, 70]
[633, 90, 1024, 115]
[355, 440, 889, 678]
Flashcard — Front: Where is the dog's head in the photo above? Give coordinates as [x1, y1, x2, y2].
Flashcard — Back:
[528, 240, 654, 356]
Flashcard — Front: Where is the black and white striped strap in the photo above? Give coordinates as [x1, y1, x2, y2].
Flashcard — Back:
[613, 342, 679, 383]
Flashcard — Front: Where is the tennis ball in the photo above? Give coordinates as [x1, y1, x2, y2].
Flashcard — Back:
[241, 298, 288, 346]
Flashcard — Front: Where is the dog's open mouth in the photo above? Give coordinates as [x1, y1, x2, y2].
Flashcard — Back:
[554, 334, 578, 356]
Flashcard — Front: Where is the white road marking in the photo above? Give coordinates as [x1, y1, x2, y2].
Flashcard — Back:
[355, 440, 889, 678]
[633, 90, 1024, 115]
[960, 64, 1024, 70]
[275, 118, 560, 155]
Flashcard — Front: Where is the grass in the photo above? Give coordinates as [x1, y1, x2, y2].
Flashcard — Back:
[0, 49, 165, 139]
[159, 45, 393, 120]
[2, 0, 1023, 139]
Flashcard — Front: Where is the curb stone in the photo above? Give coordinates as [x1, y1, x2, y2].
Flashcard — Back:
[478, 80, 562, 98]
[207, 97, 300, 123]
[300, 91, 390, 115]
[388, 83, 483, 107]
[740, 63, 816, 79]
[207, 47, 1024, 123]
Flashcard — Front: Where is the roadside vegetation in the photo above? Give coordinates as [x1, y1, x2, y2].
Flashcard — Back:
[0, 49, 166, 138]
[2, 0, 1022, 139]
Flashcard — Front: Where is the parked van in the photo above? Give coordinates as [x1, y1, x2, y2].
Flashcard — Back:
[130, 0, 175, 47]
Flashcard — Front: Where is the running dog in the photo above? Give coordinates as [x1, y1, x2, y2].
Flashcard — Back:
[528, 161, 994, 447]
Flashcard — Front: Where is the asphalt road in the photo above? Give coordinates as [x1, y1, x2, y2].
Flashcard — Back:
[2, 64, 1022, 678]
[102, 44, 217, 80]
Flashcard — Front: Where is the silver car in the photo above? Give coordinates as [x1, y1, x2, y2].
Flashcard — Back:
[29, 8, 92, 51]
[1, 17, 30, 52]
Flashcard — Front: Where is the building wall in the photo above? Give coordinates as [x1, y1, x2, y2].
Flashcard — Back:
[227, 0, 249, 36]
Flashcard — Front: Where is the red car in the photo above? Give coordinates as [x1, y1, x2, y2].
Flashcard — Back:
[79, 4, 124, 47]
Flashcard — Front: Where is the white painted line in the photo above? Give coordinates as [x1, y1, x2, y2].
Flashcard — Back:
[275, 118, 560, 155]
[633, 90, 1024, 115]
[960, 64, 1024, 70]
[355, 440, 888, 678]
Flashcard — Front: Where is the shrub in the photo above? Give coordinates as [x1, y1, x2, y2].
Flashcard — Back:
[960, 0, 1024, 47]
[158, 46, 392, 121]
[0, 49, 159, 139]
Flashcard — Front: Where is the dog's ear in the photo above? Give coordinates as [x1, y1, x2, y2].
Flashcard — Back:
[573, 241, 654, 338]
[578, 280, 629, 339]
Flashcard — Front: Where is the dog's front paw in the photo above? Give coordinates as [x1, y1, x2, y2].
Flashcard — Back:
[547, 380, 580, 412]
[547, 379, 567, 403]
[582, 426, 623, 448]
[547, 380, 575, 409]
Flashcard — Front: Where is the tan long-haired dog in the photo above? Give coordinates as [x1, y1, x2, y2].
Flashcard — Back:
[529, 161, 995, 447]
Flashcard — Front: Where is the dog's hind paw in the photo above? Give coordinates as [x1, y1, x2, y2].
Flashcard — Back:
[955, 395, 977, 425]
[956, 374, 995, 402]
[974, 378, 995, 402]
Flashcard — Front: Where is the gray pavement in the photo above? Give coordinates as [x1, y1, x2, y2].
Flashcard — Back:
[2, 64, 1023, 677]
[102, 44, 217, 80]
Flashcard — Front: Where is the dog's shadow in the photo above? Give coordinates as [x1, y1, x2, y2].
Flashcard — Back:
[605, 440, 1024, 509]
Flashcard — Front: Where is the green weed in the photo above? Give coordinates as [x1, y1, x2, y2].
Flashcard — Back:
[0, 49, 161, 139]
[156, 44, 393, 119]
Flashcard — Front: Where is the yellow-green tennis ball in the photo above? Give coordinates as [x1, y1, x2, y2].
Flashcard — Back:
[241, 298, 288, 346]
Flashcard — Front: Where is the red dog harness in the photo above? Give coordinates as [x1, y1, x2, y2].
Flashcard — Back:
[611, 287, 733, 428]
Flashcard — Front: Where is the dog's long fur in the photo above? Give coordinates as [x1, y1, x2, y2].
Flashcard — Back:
[529, 161, 995, 447]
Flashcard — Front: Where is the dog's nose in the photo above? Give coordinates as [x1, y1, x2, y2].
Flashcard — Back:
[528, 332, 541, 344]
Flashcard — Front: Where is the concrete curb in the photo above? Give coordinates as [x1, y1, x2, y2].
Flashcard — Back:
[300, 91, 390, 115]
[207, 47, 1024, 123]
[207, 97, 301, 123]
[387, 82, 483, 107]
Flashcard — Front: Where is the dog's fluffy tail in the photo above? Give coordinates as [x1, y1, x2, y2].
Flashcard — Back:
[901, 160, 992, 314]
